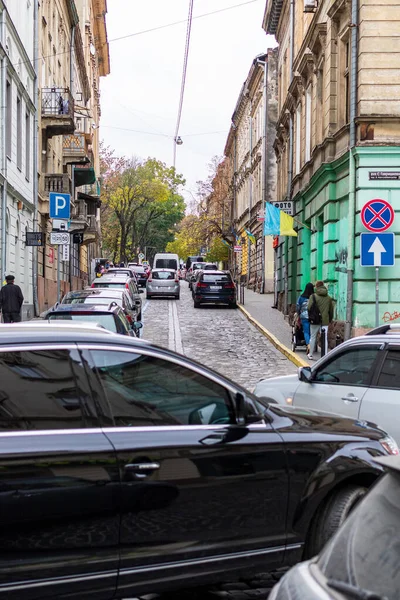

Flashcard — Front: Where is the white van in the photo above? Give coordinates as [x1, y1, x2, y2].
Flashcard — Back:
[153, 253, 180, 272]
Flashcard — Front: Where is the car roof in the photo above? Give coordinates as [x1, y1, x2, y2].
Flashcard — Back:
[0, 322, 115, 337]
[49, 303, 121, 314]
[64, 289, 126, 298]
[93, 274, 131, 282]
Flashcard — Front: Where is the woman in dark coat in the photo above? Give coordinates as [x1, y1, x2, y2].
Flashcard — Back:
[296, 282, 314, 352]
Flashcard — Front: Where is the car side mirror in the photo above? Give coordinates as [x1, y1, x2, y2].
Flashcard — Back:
[133, 321, 143, 329]
[298, 366, 312, 383]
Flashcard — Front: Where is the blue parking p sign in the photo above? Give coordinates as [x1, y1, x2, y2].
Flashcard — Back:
[49, 192, 70, 219]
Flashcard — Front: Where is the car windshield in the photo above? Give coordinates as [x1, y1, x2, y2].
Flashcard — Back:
[155, 259, 177, 269]
[202, 274, 231, 283]
[48, 313, 117, 332]
[152, 271, 175, 280]
[193, 263, 205, 270]
[93, 282, 125, 289]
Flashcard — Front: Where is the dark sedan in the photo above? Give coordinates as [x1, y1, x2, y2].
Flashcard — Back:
[192, 270, 237, 308]
[0, 323, 395, 599]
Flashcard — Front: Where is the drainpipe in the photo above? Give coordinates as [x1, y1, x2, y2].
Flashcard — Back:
[232, 125, 238, 280]
[283, 0, 295, 314]
[247, 96, 253, 284]
[257, 56, 268, 294]
[68, 25, 75, 293]
[344, 0, 358, 340]
[32, 0, 39, 315]
[1, 9, 7, 284]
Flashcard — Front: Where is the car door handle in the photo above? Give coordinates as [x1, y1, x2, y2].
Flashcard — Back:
[341, 394, 359, 402]
[124, 462, 160, 472]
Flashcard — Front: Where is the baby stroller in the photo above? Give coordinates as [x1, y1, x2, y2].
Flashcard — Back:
[291, 313, 307, 352]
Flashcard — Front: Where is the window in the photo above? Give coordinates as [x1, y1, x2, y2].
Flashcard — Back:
[376, 349, 400, 389]
[202, 274, 231, 283]
[48, 312, 117, 333]
[25, 113, 30, 180]
[313, 347, 379, 386]
[305, 86, 312, 162]
[17, 96, 22, 169]
[6, 81, 11, 158]
[152, 271, 175, 280]
[0, 349, 96, 430]
[295, 103, 301, 174]
[88, 350, 234, 427]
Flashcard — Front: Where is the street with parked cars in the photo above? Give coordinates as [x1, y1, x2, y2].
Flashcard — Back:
[0, 256, 399, 600]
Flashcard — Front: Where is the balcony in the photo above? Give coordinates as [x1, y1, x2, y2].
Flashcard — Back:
[63, 132, 93, 165]
[41, 87, 75, 137]
[87, 215, 99, 233]
[71, 201, 88, 223]
[44, 173, 72, 195]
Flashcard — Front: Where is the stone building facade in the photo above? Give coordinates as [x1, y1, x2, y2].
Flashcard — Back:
[37, 0, 109, 312]
[0, 0, 36, 319]
[224, 49, 278, 293]
[263, 0, 400, 336]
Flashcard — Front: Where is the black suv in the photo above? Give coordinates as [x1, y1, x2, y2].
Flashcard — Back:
[192, 270, 237, 308]
[47, 303, 136, 336]
[0, 323, 394, 599]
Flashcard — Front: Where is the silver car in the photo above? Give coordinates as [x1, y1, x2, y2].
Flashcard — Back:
[146, 269, 180, 299]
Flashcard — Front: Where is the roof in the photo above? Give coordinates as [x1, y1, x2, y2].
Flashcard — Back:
[49, 304, 121, 314]
[262, 0, 284, 35]
[64, 289, 126, 298]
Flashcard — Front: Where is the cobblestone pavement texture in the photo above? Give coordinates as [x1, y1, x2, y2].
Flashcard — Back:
[125, 283, 295, 600]
[142, 283, 296, 391]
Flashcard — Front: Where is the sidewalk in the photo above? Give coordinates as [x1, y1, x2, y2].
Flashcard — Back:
[238, 288, 322, 367]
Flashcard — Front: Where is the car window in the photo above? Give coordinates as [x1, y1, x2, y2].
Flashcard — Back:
[155, 259, 177, 269]
[202, 274, 231, 283]
[376, 348, 400, 389]
[153, 271, 175, 280]
[313, 347, 379, 385]
[93, 282, 125, 290]
[88, 350, 234, 427]
[0, 349, 96, 430]
[48, 312, 117, 332]
[116, 311, 131, 333]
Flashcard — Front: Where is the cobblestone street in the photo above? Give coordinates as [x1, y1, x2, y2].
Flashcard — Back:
[125, 282, 296, 600]
[142, 282, 296, 391]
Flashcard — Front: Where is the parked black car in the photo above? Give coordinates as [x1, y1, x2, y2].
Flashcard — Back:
[47, 302, 137, 336]
[0, 322, 394, 599]
[270, 454, 400, 600]
[192, 270, 237, 308]
[129, 264, 149, 287]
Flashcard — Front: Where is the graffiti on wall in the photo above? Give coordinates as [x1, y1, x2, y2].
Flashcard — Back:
[382, 311, 400, 323]
[335, 248, 348, 273]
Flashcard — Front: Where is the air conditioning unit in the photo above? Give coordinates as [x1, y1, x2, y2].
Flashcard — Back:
[304, 0, 318, 12]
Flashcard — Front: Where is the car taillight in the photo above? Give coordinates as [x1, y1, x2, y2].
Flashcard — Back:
[224, 282, 235, 289]
[125, 283, 129, 289]
[126, 314, 132, 323]
[91, 283, 95, 288]
[197, 282, 207, 288]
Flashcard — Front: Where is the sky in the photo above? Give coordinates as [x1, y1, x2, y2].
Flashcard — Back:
[100, 0, 276, 205]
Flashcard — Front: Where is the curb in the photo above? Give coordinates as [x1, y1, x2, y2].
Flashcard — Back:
[238, 304, 309, 368]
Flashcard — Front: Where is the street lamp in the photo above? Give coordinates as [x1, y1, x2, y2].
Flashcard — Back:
[173, 136, 183, 168]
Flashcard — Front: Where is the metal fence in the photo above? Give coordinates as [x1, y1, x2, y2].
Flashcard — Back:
[41, 87, 74, 118]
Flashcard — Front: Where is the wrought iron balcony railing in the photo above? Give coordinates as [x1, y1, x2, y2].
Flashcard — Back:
[42, 87, 74, 118]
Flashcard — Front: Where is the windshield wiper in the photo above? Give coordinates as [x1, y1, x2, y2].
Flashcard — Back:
[327, 579, 388, 600]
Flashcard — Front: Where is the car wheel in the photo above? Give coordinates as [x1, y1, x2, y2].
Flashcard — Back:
[229, 302, 237, 309]
[306, 485, 367, 557]
[175, 295, 180, 300]
[194, 300, 201, 308]
[146, 295, 152, 300]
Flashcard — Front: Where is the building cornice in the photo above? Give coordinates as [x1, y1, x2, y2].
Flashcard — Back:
[262, 0, 284, 35]
[93, 0, 110, 77]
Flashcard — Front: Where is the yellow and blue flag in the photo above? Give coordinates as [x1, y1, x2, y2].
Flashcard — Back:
[263, 202, 297, 237]
[244, 229, 256, 244]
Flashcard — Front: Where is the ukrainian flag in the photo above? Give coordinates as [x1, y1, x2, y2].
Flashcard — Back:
[245, 229, 256, 244]
[263, 202, 297, 237]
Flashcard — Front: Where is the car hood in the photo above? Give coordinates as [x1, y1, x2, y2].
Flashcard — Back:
[254, 373, 299, 403]
[269, 404, 385, 442]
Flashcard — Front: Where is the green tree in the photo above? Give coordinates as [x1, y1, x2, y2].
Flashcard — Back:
[206, 238, 229, 263]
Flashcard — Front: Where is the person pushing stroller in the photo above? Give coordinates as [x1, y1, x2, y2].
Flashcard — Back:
[296, 283, 314, 355]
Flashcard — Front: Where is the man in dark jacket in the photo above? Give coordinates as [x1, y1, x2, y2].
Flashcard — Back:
[307, 280, 334, 359]
[0, 275, 24, 323]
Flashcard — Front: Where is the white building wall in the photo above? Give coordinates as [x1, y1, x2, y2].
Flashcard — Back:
[0, 2, 36, 316]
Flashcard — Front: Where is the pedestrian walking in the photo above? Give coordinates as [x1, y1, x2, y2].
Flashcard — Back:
[296, 282, 314, 354]
[0, 275, 24, 323]
[307, 280, 334, 360]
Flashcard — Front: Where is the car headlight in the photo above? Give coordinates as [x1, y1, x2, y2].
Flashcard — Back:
[380, 435, 399, 456]
[285, 397, 293, 405]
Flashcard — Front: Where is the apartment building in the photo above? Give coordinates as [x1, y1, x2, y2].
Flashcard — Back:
[37, 0, 109, 312]
[0, 0, 36, 319]
[224, 49, 278, 292]
[263, 0, 400, 336]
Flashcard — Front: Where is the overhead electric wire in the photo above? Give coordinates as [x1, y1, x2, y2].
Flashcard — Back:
[11, 0, 261, 73]
[173, 0, 195, 168]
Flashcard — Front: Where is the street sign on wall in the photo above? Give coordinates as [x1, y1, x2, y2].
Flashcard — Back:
[360, 233, 395, 267]
[49, 192, 71, 220]
[50, 231, 70, 245]
[61, 244, 70, 262]
[361, 199, 394, 232]
[25, 232, 44, 246]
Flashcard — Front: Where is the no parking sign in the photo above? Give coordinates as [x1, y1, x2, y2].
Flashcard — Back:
[361, 199, 394, 232]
